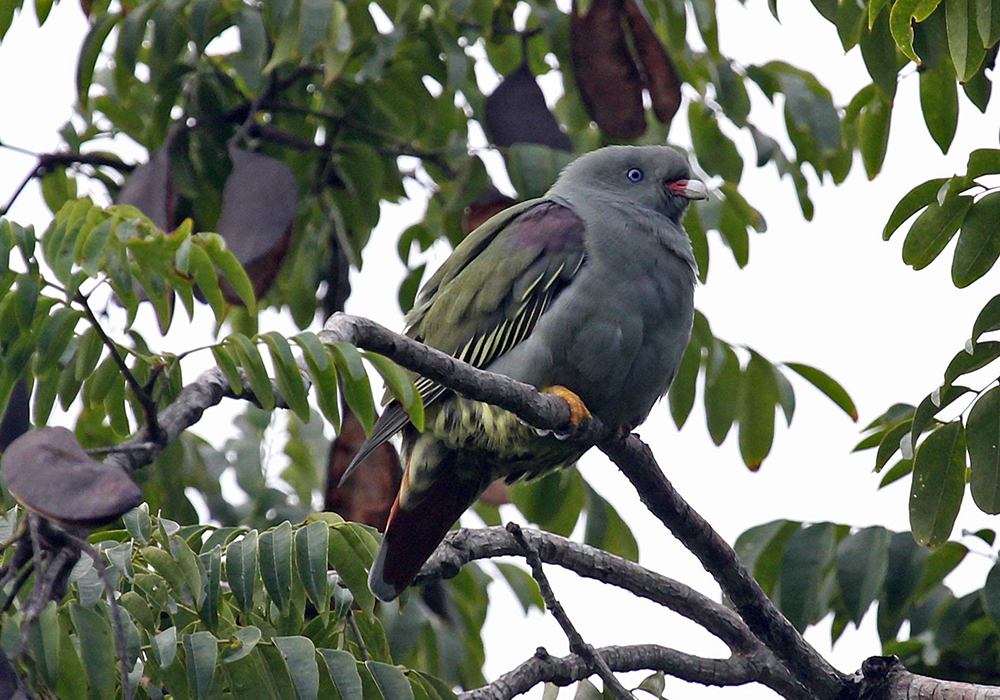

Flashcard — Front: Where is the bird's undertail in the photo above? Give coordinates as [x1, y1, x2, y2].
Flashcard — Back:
[368, 454, 485, 602]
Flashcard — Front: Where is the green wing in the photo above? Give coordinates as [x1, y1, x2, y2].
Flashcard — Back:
[341, 199, 587, 481]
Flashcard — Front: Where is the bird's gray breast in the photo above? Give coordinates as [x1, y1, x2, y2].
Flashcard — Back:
[487, 210, 695, 429]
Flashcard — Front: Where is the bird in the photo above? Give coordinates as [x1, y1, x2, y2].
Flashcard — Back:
[342, 145, 708, 601]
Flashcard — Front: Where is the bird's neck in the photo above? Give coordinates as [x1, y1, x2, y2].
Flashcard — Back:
[548, 190, 698, 276]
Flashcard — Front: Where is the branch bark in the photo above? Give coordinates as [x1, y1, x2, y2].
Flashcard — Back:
[459, 644, 761, 700]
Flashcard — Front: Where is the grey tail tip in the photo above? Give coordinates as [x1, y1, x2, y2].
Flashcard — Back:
[368, 546, 402, 602]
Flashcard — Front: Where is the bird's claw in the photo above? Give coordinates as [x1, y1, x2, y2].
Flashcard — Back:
[542, 386, 592, 432]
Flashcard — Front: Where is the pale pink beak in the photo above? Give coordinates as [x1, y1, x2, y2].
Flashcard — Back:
[667, 179, 709, 200]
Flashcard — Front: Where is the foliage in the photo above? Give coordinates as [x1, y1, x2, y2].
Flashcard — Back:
[0, 505, 484, 698]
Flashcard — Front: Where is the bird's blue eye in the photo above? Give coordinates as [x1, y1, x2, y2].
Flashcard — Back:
[626, 167, 644, 182]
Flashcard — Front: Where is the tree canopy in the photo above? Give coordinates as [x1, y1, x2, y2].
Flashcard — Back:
[0, 0, 999, 698]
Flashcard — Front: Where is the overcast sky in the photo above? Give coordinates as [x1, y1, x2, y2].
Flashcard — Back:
[2, 0, 1000, 698]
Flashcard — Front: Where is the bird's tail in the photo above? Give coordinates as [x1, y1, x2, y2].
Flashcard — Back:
[368, 449, 485, 602]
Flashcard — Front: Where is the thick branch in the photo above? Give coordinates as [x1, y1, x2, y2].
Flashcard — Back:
[597, 435, 848, 697]
[417, 527, 809, 700]
[460, 644, 759, 700]
[416, 527, 756, 655]
[855, 656, 1000, 700]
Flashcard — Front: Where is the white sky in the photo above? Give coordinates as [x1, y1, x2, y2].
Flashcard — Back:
[2, 0, 1000, 698]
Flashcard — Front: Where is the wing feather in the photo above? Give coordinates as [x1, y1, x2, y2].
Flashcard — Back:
[340, 200, 587, 484]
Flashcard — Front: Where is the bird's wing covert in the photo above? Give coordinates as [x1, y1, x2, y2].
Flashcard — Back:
[341, 200, 587, 483]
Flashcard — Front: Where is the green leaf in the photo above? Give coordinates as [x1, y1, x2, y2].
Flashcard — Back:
[968, 386, 1000, 513]
[212, 343, 244, 395]
[944, 341, 1000, 384]
[919, 62, 959, 153]
[778, 522, 837, 631]
[329, 342, 375, 434]
[328, 527, 375, 614]
[688, 101, 743, 182]
[668, 338, 701, 429]
[494, 562, 544, 613]
[977, 0, 1000, 46]
[228, 333, 275, 410]
[735, 521, 801, 597]
[890, 0, 923, 62]
[901, 195, 974, 269]
[274, 636, 320, 700]
[583, 484, 639, 562]
[141, 545, 191, 604]
[188, 242, 226, 321]
[367, 661, 414, 700]
[220, 626, 262, 664]
[69, 603, 116, 700]
[171, 534, 206, 606]
[859, 91, 892, 179]
[836, 526, 891, 624]
[910, 385, 972, 447]
[152, 626, 178, 669]
[299, 0, 332, 56]
[704, 341, 739, 445]
[914, 540, 967, 599]
[201, 233, 256, 313]
[952, 191, 1000, 287]
[509, 468, 585, 538]
[784, 362, 858, 421]
[259, 521, 293, 613]
[981, 562, 1000, 630]
[184, 631, 219, 700]
[861, 11, 900, 100]
[13, 272, 38, 328]
[738, 352, 778, 471]
[226, 529, 259, 613]
[295, 521, 330, 613]
[870, 0, 891, 26]
[318, 649, 363, 700]
[261, 331, 310, 421]
[884, 178, 948, 240]
[123, 503, 153, 544]
[199, 545, 222, 629]
[910, 421, 966, 546]
[973, 295, 1000, 344]
[506, 145, 575, 198]
[263, 1, 301, 74]
[292, 333, 340, 430]
[77, 13, 119, 107]
[879, 458, 914, 488]
[363, 352, 424, 431]
[946, 0, 987, 79]
[876, 420, 913, 472]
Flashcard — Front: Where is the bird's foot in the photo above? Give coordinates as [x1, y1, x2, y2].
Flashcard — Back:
[542, 385, 592, 430]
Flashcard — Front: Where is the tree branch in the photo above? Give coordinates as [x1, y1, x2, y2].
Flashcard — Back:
[415, 527, 756, 654]
[416, 526, 809, 700]
[459, 644, 760, 700]
[506, 522, 634, 700]
[595, 435, 848, 697]
[854, 656, 1000, 700]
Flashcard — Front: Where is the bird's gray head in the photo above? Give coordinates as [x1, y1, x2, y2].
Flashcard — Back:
[549, 145, 708, 222]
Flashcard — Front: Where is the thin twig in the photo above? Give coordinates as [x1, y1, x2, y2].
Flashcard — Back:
[507, 523, 633, 700]
[346, 609, 370, 662]
[76, 292, 164, 443]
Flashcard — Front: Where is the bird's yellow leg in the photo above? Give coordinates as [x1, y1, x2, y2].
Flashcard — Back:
[542, 385, 592, 428]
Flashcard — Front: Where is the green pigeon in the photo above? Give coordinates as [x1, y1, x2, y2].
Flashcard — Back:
[343, 145, 707, 601]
